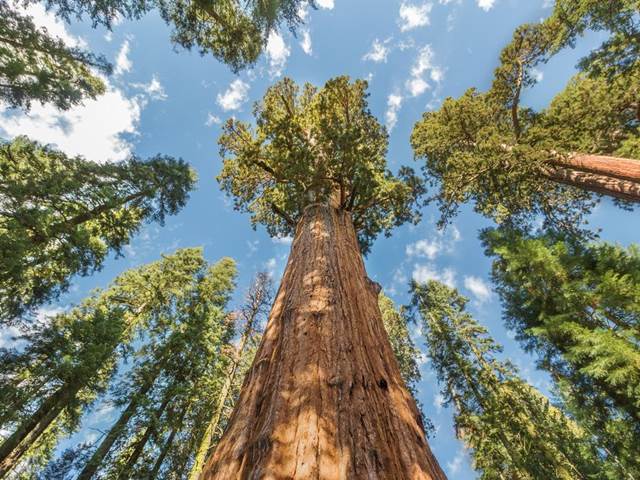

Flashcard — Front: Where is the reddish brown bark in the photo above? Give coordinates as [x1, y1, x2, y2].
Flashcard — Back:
[547, 154, 640, 202]
[201, 204, 446, 479]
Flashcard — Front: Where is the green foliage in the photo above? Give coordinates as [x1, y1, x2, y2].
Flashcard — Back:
[378, 293, 421, 394]
[0, 248, 208, 475]
[410, 0, 639, 231]
[77, 256, 238, 479]
[0, 2, 111, 111]
[33, 0, 314, 72]
[483, 228, 640, 476]
[218, 76, 425, 254]
[543, 0, 640, 79]
[0, 136, 196, 323]
[410, 280, 606, 480]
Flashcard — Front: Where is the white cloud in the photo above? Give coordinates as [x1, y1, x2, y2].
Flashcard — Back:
[300, 29, 313, 55]
[398, 2, 432, 32]
[114, 39, 132, 76]
[272, 236, 293, 245]
[385, 93, 403, 132]
[464, 275, 492, 303]
[266, 31, 291, 77]
[532, 67, 544, 82]
[316, 0, 334, 9]
[205, 112, 221, 126]
[131, 75, 167, 101]
[433, 392, 445, 413]
[216, 79, 250, 111]
[406, 44, 443, 97]
[1, 87, 142, 162]
[405, 225, 461, 260]
[477, 0, 496, 11]
[363, 38, 391, 63]
[406, 238, 440, 259]
[406, 77, 429, 97]
[412, 264, 456, 287]
[447, 449, 466, 475]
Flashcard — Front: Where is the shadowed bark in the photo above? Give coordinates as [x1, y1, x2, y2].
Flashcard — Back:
[547, 154, 640, 202]
[201, 203, 446, 479]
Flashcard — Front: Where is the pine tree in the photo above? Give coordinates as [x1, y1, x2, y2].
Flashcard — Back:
[410, 1, 639, 233]
[201, 76, 445, 478]
[410, 279, 608, 479]
[379, 293, 421, 395]
[483, 227, 640, 476]
[0, 2, 111, 111]
[188, 271, 273, 480]
[75, 256, 237, 480]
[0, 0, 314, 111]
[0, 248, 207, 477]
[0, 136, 196, 323]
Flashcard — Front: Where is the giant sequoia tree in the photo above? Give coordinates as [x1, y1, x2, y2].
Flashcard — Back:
[0, 136, 195, 323]
[201, 76, 445, 478]
[0, 248, 206, 477]
[411, 0, 639, 232]
[411, 280, 608, 479]
[483, 228, 640, 476]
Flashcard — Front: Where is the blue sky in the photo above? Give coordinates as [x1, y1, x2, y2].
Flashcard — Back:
[1, 0, 637, 477]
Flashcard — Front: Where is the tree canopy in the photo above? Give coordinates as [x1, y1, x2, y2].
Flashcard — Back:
[410, 279, 608, 479]
[0, 136, 196, 323]
[33, 0, 312, 71]
[0, 2, 111, 111]
[218, 76, 425, 253]
[0, 248, 212, 476]
[483, 228, 640, 476]
[410, 0, 639, 233]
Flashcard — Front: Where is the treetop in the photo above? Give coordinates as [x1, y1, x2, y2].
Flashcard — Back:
[217, 76, 425, 254]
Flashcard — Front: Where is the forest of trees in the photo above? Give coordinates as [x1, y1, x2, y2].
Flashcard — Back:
[0, 0, 638, 478]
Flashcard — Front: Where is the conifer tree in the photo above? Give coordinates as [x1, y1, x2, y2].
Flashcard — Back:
[76, 256, 237, 480]
[201, 76, 445, 478]
[410, 1, 639, 233]
[379, 293, 421, 395]
[483, 228, 640, 476]
[0, 0, 314, 111]
[0, 136, 196, 323]
[0, 2, 111, 111]
[0, 248, 206, 477]
[410, 279, 607, 479]
[188, 271, 273, 480]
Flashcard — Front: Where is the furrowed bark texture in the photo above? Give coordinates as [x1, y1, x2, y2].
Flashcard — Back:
[547, 154, 640, 202]
[201, 204, 446, 479]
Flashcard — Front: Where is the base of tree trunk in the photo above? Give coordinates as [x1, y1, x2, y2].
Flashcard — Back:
[200, 204, 446, 479]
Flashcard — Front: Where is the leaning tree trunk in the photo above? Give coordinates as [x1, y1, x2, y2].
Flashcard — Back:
[547, 154, 640, 202]
[201, 203, 446, 479]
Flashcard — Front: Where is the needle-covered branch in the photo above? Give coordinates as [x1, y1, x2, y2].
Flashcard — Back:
[218, 76, 424, 254]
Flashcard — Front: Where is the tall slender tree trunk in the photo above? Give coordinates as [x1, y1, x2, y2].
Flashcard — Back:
[201, 204, 446, 479]
[0, 384, 76, 478]
[189, 290, 264, 480]
[546, 154, 640, 202]
[116, 390, 173, 479]
[77, 372, 157, 480]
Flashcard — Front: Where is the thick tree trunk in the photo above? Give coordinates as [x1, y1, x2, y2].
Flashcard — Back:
[201, 204, 446, 479]
[0, 384, 75, 478]
[547, 154, 640, 202]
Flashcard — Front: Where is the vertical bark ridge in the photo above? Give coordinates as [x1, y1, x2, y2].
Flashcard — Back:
[201, 204, 446, 479]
